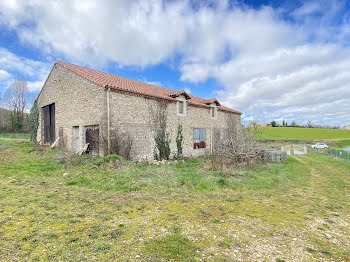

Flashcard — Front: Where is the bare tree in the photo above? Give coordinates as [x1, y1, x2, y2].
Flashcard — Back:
[248, 119, 259, 128]
[6, 75, 28, 131]
[212, 115, 262, 169]
[86, 118, 133, 159]
[146, 98, 171, 160]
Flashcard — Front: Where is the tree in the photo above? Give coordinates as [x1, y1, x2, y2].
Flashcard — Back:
[147, 99, 171, 160]
[249, 119, 259, 128]
[307, 120, 313, 128]
[271, 120, 277, 127]
[212, 115, 262, 169]
[282, 120, 285, 126]
[6, 75, 28, 131]
[176, 124, 184, 158]
[291, 121, 297, 127]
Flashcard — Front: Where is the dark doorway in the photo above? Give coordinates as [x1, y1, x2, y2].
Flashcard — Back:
[43, 103, 55, 144]
[85, 125, 99, 155]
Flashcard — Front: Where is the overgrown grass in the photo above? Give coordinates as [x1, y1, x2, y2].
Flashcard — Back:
[1, 137, 350, 261]
[145, 227, 197, 261]
[0, 132, 30, 140]
[331, 139, 350, 149]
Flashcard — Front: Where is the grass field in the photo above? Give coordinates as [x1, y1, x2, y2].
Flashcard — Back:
[0, 132, 31, 140]
[1, 138, 350, 261]
[259, 127, 350, 149]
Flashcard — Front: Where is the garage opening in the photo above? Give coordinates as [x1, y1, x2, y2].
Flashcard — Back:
[43, 103, 55, 144]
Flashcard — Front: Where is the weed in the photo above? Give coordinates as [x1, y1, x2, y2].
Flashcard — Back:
[320, 249, 331, 256]
[109, 229, 124, 239]
[144, 233, 197, 261]
[306, 247, 316, 253]
[94, 154, 124, 165]
[217, 177, 229, 187]
[1, 137, 350, 261]
[93, 241, 111, 252]
[276, 258, 286, 262]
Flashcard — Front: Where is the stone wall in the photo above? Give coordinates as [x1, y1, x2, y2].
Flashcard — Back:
[37, 64, 107, 155]
[108, 90, 241, 161]
[37, 64, 241, 161]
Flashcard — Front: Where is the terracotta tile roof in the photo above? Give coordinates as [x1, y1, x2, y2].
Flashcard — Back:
[55, 60, 242, 114]
[169, 89, 191, 100]
[204, 98, 220, 105]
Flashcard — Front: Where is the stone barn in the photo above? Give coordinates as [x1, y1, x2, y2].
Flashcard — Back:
[36, 61, 242, 161]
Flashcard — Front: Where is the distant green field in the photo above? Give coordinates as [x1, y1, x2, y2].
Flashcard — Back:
[259, 127, 350, 145]
[0, 133, 30, 140]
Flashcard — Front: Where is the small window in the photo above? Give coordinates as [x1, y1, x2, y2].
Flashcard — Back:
[210, 106, 217, 119]
[193, 128, 206, 149]
[177, 100, 186, 116]
[178, 101, 184, 114]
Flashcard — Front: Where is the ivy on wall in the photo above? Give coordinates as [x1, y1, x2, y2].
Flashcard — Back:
[176, 124, 184, 158]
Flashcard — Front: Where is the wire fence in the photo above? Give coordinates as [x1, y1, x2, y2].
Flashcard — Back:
[327, 148, 350, 162]
[281, 145, 350, 162]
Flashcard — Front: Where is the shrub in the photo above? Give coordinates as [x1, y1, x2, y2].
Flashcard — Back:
[29, 99, 39, 142]
[155, 128, 171, 160]
[176, 124, 184, 158]
[145, 232, 197, 261]
[212, 115, 262, 170]
[94, 154, 123, 165]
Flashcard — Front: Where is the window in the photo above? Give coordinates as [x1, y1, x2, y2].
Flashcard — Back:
[193, 128, 206, 149]
[177, 100, 186, 116]
[178, 101, 184, 114]
[210, 106, 217, 119]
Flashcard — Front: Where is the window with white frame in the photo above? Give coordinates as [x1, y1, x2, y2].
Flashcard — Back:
[176, 98, 186, 116]
[210, 105, 217, 119]
[193, 128, 206, 149]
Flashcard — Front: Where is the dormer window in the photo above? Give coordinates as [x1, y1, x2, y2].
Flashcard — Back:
[177, 98, 186, 116]
[210, 105, 217, 119]
[170, 89, 190, 117]
[178, 101, 184, 114]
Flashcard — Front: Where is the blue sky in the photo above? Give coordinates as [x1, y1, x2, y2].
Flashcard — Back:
[0, 0, 350, 127]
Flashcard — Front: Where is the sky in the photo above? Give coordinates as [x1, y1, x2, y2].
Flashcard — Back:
[0, 0, 349, 127]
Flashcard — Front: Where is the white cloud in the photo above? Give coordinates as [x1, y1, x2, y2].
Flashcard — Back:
[0, 0, 349, 125]
[0, 48, 51, 96]
[0, 70, 10, 81]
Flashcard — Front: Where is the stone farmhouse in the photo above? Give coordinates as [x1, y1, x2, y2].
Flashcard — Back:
[36, 61, 242, 161]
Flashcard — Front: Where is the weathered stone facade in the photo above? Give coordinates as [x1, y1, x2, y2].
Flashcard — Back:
[37, 64, 107, 155]
[37, 63, 241, 161]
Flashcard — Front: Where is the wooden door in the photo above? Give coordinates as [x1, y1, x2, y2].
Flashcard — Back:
[85, 125, 99, 155]
[43, 103, 55, 144]
[72, 126, 80, 152]
[49, 104, 55, 144]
